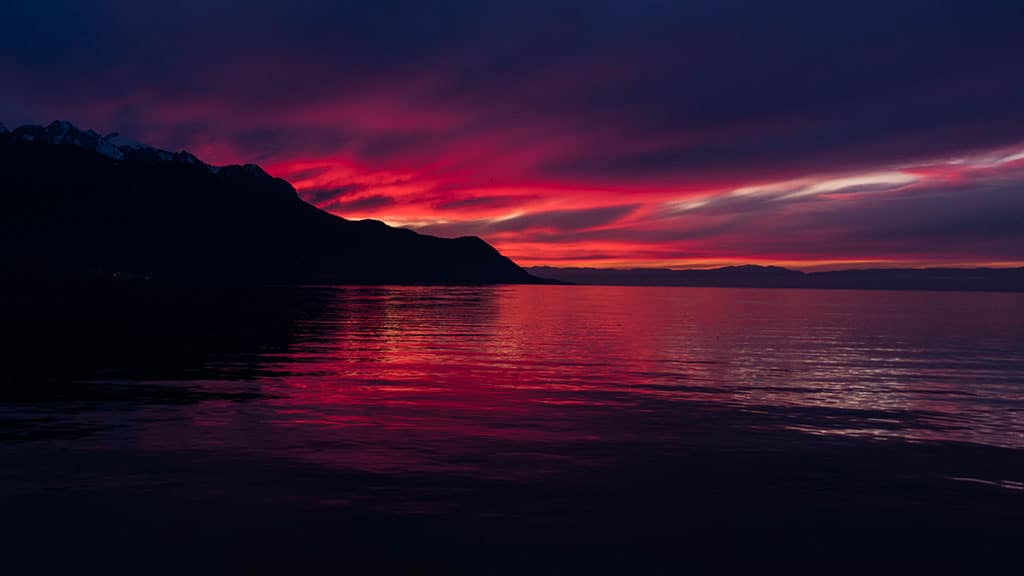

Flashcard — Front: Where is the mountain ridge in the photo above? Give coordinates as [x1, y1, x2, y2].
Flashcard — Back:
[1, 120, 541, 285]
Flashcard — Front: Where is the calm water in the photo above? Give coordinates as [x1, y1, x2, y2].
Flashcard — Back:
[3, 285, 1023, 571]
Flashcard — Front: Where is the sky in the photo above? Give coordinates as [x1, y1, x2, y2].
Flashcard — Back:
[2, 0, 1024, 270]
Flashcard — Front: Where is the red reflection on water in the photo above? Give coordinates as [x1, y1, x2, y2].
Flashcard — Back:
[161, 286, 1023, 478]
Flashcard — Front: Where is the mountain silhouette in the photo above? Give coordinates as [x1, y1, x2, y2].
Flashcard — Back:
[1, 121, 539, 284]
[527, 265, 1024, 292]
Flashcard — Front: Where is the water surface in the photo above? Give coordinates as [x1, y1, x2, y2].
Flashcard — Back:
[3, 285, 1022, 571]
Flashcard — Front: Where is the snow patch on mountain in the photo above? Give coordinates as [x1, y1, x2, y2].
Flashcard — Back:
[7, 120, 269, 178]
[94, 138, 125, 160]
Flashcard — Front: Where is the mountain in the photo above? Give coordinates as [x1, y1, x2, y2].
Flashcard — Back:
[527, 265, 803, 287]
[527, 265, 1024, 292]
[1, 121, 539, 284]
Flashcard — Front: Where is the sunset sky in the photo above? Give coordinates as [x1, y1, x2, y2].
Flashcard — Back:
[3, 0, 1023, 269]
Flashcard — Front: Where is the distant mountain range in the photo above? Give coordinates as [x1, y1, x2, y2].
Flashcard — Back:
[526, 265, 1024, 292]
[1, 121, 539, 284]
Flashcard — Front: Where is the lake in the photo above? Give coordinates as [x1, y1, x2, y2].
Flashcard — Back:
[3, 284, 1022, 572]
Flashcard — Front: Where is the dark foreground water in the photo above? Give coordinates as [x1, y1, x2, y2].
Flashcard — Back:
[3, 285, 1022, 573]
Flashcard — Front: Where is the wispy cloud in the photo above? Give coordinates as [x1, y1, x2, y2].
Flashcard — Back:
[3, 0, 1022, 268]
